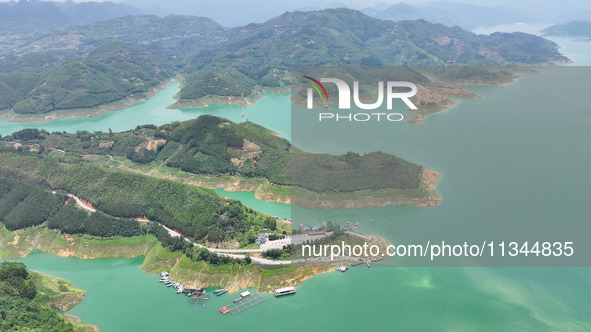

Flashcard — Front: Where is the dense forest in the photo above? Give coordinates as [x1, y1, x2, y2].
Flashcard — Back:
[0, 261, 75, 332]
[5, 42, 176, 114]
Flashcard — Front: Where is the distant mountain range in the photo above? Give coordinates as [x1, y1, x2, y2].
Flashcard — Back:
[0, 0, 140, 31]
[361, 2, 534, 30]
[542, 21, 591, 38]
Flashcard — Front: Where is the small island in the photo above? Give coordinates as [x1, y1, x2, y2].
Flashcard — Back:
[0, 261, 98, 332]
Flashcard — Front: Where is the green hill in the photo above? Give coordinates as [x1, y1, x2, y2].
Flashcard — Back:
[8, 42, 175, 114]
[3, 115, 432, 207]
[0, 261, 80, 332]
[178, 9, 567, 100]
[0, 150, 276, 245]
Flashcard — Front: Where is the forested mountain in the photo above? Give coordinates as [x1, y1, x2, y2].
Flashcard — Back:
[2, 42, 176, 114]
[178, 9, 567, 100]
[0, 149, 277, 246]
[0, 8, 569, 115]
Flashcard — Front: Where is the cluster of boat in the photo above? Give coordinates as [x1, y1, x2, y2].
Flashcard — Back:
[159, 271, 228, 298]
[159, 271, 186, 292]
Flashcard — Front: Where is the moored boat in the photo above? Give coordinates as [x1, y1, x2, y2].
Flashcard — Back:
[273, 286, 295, 297]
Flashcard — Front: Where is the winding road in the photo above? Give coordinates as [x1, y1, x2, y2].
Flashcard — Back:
[68, 193, 372, 266]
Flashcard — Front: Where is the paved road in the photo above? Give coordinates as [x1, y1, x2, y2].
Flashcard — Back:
[69, 193, 368, 266]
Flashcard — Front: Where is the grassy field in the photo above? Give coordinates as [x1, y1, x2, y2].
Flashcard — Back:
[140, 242, 183, 274]
[0, 224, 158, 260]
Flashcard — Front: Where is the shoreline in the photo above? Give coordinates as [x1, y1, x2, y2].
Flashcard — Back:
[1, 224, 390, 294]
[168, 85, 290, 109]
[30, 271, 99, 332]
[291, 168, 441, 209]
[0, 78, 178, 124]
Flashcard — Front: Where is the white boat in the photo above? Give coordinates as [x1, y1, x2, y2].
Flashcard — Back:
[274, 287, 295, 297]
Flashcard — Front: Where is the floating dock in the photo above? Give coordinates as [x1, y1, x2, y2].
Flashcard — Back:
[219, 291, 266, 315]
[188, 291, 209, 307]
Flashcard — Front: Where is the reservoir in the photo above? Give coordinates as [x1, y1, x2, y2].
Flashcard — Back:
[3, 65, 591, 329]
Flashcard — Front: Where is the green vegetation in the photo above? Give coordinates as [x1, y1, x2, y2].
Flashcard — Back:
[0, 174, 65, 231]
[0, 223, 158, 260]
[0, 150, 275, 245]
[0, 9, 569, 116]
[179, 9, 567, 100]
[48, 203, 142, 237]
[0, 261, 76, 332]
[292, 151, 421, 193]
[9, 42, 175, 114]
[413, 66, 517, 84]
[0, 172, 142, 238]
[178, 67, 257, 100]
[5, 115, 432, 207]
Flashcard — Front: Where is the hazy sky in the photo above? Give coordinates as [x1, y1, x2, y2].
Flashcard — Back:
[4, 0, 590, 27]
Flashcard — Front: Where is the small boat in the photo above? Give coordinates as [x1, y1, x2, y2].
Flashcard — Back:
[216, 289, 227, 296]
